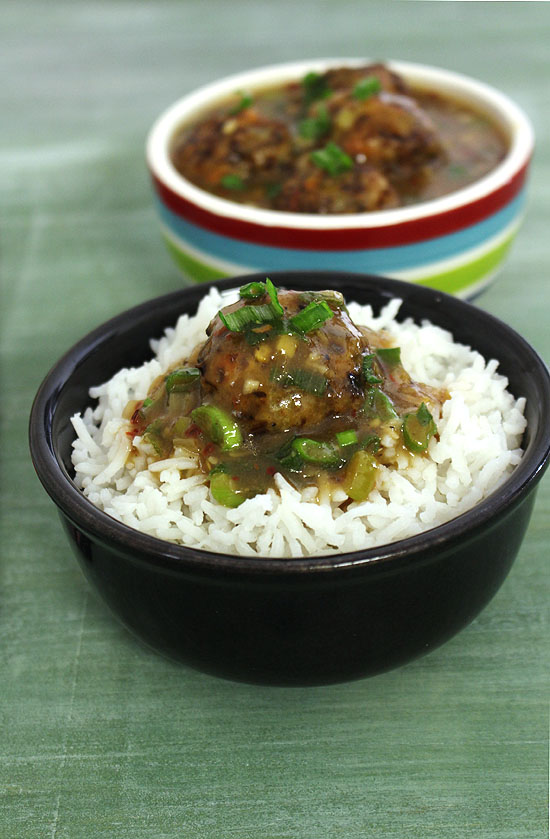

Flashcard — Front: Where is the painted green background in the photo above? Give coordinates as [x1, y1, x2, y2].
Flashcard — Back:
[2, 2, 548, 837]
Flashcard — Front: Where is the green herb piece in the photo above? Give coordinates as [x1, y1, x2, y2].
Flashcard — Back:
[220, 173, 245, 191]
[219, 303, 278, 332]
[375, 346, 401, 366]
[165, 367, 200, 394]
[402, 402, 437, 453]
[361, 433, 381, 454]
[310, 142, 353, 176]
[298, 104, 331, 140]
[239, 281, 266, 299]
[229, 90, 253, 115]
[363, 387, 398, 422]
[362, 353, 383, 384]
[209, 464, 250, 508]
[353, 75, 382, 100]
[343, 450, 378, 502]
[265, 183, 282, 199]
[191, 405, 242, 450]
[270, 366, 328, 396]
[265, 277, 284, 317]
[302, 71, 332, 105]
[276, 438, 305, 472]
[336, 429, 358, 448]
[289, 299, 334, 333]
[292, 438, 343, 467]
[141, 397, 153, 409]
[143, 419, 168, 457]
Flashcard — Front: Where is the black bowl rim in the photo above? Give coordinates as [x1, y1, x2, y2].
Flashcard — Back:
[29, 271, 550, 577]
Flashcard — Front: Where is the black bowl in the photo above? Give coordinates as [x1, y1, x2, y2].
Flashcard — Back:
[29, 272, 550, 685]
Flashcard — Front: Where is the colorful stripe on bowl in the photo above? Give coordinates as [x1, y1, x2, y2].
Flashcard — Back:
[155, 190, 526, 297]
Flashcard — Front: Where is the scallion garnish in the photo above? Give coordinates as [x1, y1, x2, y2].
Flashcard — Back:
[265, 277, 284, 316]
[220, 173, 245, 191]
[336, 429, 358, 447]
[289, 299, 334, 333]
[363, 387, 398, 422]
[362, 353, 383, 384]
[209, 464, 250, 507]
[239, 281, 266, 299]
[310, 142, 353, 176]
[298, 105, 331, 140]
[376, 346, 401, 366]
[302, 71, 332, 105]
[292, 438, 343, 467]
[353, 76, 382, 100]
[165, 367, 200, 394]
[229, 90, 253, 115]
[270, 366, 328, 396]
[191, 405, 242, 450]
[402, 403, 437, 453]
[219, 303, 279, 332]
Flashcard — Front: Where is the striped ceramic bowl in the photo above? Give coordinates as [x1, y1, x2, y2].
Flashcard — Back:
[146, 59, 533, 298]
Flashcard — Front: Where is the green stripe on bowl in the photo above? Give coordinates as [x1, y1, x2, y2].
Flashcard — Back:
[415, 230, 516, 295]
[163, 235, 229, 283]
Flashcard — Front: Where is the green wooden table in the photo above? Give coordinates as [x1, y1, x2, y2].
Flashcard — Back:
[2, 2, 548, 836]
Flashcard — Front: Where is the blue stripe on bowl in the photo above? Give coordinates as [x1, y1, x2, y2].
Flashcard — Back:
[155, 190, 525, 273]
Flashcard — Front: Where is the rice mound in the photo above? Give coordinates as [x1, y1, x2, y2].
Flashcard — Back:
[70, 288, 527, 558]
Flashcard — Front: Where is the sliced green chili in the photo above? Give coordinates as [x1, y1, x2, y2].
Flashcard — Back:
[165, 367, 200, 395]
[191, 405, 242, 450]
[353, 76, 382, 100]
[310, 142, 353, 176]
[402, 402, 437, 453]
[270, 366, 328, 396]
[289, 299, 334, 333]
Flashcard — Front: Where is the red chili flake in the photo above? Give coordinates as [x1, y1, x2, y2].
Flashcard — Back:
[186, 423, 202, 437]
[130, 406, 142, 424]
[231, 475, 240, 482]
[266, 466, 277, 476]
[203, 442, 216, 457]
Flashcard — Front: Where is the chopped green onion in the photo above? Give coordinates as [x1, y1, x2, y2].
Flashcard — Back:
[375, 346, 401, 366]
[289, 299, 334, 333]
[229, 90, 253, 115]
[292, 438, 343, 467]
[209, 465, 250, 508]
[239, 281, 266, 299]
[402, 403, 437, 453]
[362, 353, 383, 384]
[353, 76, 382, 100]
[276, 438, 305, 472]
[361, 433, 381, 454]
[270, 366, 328, 396]
[265, 277, 284, 317]
[142, 397, 153, 409]
[265, 183, 282, 199]
[143, 419, 167, 456]
[165, 367, 200, 394]
[343, 450, 378, 502]
[336, 429, 358, 447]
[298, 104, 331, 140]
[302, 71, 332, 105]
[191, 405, 242, 450]
[310, 142, 353, 176]
[220, 173, 245, 191]
[363, 387, 398, 422]
[219, 303, 278, 332]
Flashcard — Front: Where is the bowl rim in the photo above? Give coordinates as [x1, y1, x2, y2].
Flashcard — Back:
[146, 57, 534, 232]
[29, 272, 550, 577]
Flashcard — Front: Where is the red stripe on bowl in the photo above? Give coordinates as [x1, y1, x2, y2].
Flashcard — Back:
[151, 161, 529, 252]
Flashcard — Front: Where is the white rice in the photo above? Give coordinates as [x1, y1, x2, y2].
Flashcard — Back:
[70, 287, 527, 557]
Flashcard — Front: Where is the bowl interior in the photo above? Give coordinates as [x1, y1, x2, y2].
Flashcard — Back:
[34, 272, 550, 570]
